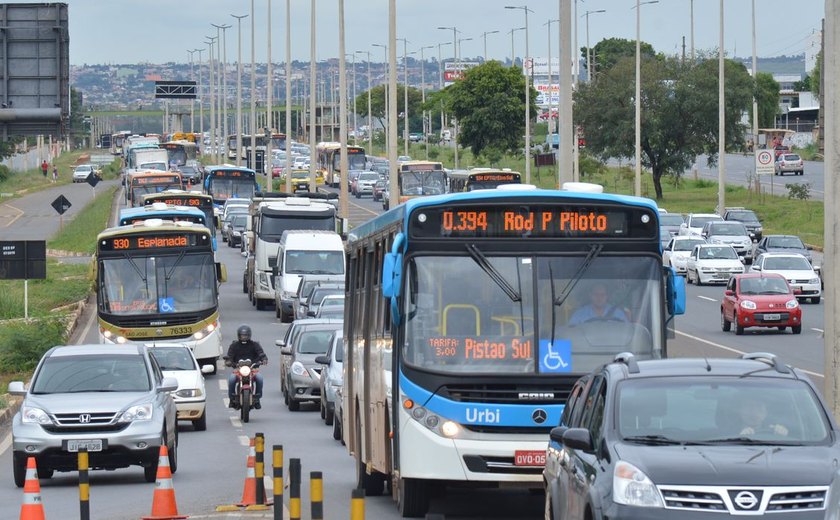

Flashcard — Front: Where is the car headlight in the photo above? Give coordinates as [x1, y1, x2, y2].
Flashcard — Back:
[755, 227, 762, 232]
[809, 278, 820, 284]
[613, 461, 663, 508]
[233, 231, 241, 237]
[700, 268, 714, 272]
[21, 405, 52, 425]
[291, 361, 309, 377]
[118, 403, 153, 423]
[175, 388, 203, 398]
[740, 300, 757, 310]
[710, 238, 722, 244]
[786, 299, 799, 309]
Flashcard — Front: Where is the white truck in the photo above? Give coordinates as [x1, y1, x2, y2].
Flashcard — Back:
[244, 194, 338, 312]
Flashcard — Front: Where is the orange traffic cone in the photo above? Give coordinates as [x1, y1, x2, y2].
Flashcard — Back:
[19, 457, 45, 520]
[142, 446, 188, 520]
[237, 438, 258, 507]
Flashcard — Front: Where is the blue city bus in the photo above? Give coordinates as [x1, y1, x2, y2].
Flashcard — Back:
[118, 203, 216, 250]
[203, 166, 260, 212]
[142, 190, 217, 237]
[342, 184, 686, 516]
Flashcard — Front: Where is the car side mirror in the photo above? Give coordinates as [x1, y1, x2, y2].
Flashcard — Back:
[753, 265, 762, 271]
[281, 347, 292, 356]
[158, 377, 179, 393]
[275, 339, 286, 347]
[307, 310, 316, 317]
[315, 355, 330, 365]
[724, 290, 734, 296]
[200, 364, 215, 374]
[549, 426, 568, 444]
[562, 428, 594, 452]
[806, 245, 813, 250]
[8, 381, 26, 396]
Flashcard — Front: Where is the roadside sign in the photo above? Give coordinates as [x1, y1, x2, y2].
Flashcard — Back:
[86, 173, 100, 188]
[755, 149, 775, 175]
[90, 154, 113, 165]
[51, 194, 71, 215]
[0, 240, 46, 280]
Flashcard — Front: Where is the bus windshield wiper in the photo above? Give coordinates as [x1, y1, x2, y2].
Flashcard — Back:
[553, 244, 603, 307]
[465, 244, 521, 302]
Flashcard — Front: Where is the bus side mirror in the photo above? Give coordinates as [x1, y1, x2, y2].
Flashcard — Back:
[216, 263, 228, 283]
[382, 252, 403, 298]
[665, 266, 686, 316]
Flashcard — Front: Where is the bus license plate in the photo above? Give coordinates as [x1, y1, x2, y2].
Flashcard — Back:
[514, 450, 546, 467]
[65, 439, 104, 453]
[764, 313, 781, 321]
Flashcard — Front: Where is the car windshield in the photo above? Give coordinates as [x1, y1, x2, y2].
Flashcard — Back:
[321, 296, 345, 307]
[660, 214, 684, 226]
[768, 237, 805, 249]
[727, 210, 759, 223]
[739, 277, 790, 295]
[318, 308, 344, 319]
[617, 377, 830, 444]
[295, 330, 334, 354]
[98, 252, 218, 315]
[709, 223, 747, 236]
[285, 250, 344, 275]
[691, 216, 721, 228]
[673, 239, 705, 252]
[700, 247, 737, 260]
[150, 348, 196, 371]
[360, 172, 379, 181]
[231, 214, 248, 228]
[764, 256, 812, 271]
[31, 354, 151, 393]
[404, 255, 663, 375]
[311, 289, 344, 306]
[292, 171, 309, 179]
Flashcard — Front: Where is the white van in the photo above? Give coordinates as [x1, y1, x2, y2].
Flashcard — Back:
[273, 230, 345, 322]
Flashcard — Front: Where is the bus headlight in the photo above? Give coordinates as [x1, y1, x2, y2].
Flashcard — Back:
[441, 420, 460, 438]
[402, 394, 459, 438]
[193, 321, 218, 341]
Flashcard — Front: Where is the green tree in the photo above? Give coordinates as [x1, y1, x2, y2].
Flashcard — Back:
[581, 37, 656, 78]
[754, 72, 780, 128]
[575, 56, 752, 199]
[446, 61, 537, 157]
[811, 50, 822, 95]
[354, 84, 424, 135]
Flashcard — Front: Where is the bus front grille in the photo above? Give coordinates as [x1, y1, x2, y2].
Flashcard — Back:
[439, 384, 570, 405]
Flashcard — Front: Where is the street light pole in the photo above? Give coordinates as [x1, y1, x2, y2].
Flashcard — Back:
[508, 27, 524, 65]
[205, 37, 217, 164]
[751, 0, 758, 140]
[718, 0, 725, 213]
[397, 38, 410, 157]
[187, 49, 197, 133]
[559, 0, 573, 186]
[212, 24, 231, 161]
[356, 51, 373, 154]
[635, 0, 659, 197]
[195, 48, 204, 155]
[265, 0, 273, 193]
[232, 14, 247, 167]
[373, 43, 388, 155]
[420, 45, 433, 159]
[544, 19, 559, 136]
[388, 0, 398, 207]
[339, 0, 349, 222]
[583, 9, 606, 82]
[690, 0, 695, 61]
[285, 0, 292, 194]
[309, 0, 317, 191]
[250, 0, 257, 174]
[505, 5, 534, 183]
[437, 41, 451, 144]
[481, 30, 499, 62]
[438, 26, 460, 168]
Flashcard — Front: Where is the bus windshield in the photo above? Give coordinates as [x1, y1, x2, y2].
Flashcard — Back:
[404, 254, 662, 375]
[131, 184, 182, 206]
[99, 253, 218, 315]
[207, 177, 257, 201]
[401, 170, 446, 196]
[333, 151, 367, 171]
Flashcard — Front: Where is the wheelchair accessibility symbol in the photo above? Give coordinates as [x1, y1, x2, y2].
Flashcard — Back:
[159, 297, 175, 313]
[539, 339, 571, 373]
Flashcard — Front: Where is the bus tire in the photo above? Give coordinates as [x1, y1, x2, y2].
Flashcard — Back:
[397, 477, 430, 518]
[256, 298, 267, 311]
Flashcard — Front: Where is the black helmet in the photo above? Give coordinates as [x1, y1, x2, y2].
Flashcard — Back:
[237, 325, 252, 344]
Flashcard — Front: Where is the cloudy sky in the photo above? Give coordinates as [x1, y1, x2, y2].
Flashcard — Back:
[51, 0, 824, 65]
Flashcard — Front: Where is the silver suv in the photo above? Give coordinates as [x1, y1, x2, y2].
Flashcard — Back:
[701, 221, 753, 263]
[10, 344, 179, 486]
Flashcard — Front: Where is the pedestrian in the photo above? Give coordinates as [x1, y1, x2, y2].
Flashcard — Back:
[51, 166, 58, 183]
[40, 159, 48, 178]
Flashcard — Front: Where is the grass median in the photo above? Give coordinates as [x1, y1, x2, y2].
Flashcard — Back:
[0, 149, 120, 203]
[1, 184, 117, 389]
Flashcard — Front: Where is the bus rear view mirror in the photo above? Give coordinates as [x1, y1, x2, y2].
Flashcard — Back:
[217, 263, 228, 283]
[382, 252, 403, 299]
[665, 266, 686, 316]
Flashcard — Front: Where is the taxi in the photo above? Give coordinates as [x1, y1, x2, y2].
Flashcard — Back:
[289, 169, 311, 192]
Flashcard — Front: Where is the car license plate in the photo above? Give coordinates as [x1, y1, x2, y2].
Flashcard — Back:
[65, 439, 104, 453]
[764, 313, 781, 321]
[514, 450, 546, 467]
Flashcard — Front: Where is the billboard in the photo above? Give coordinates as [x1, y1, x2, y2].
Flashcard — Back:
[534, 81, 560, 107]
[523, 57, 561, 78]
[0, 3, 69, 138]
[444, 62, 479, 87]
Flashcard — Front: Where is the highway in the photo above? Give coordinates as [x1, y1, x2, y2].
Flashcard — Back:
[0, 183, 826, 519]
[689, 153, 824, 199]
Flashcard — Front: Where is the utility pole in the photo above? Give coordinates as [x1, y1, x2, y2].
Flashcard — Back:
[560, 0, 573, 186]
[285, 0, 292, 194]
[505, 5, 533, 183]
[718, 0, 725, 213]
[751, 0, 758, 141]
[212, 24, 231, 163]
[356, 50, 373, 155]
[232, 14, 248, 167]
[196, 48, 204, 156]
[338, 0, 349, 223]
[250, 0, 257, 174]
[187, 49, 197, 133]
[205, 37, 217, 164]
[398, 38, 410, 157]
[265, 0, 273, 193]
[309, 0, 317, 191]
[420, 45, 433, 159]
[388, 0, 398, 206]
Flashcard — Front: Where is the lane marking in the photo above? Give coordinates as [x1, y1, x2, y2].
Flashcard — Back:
[317, 187, 380, 217]
[813, 328, 824, 333]
[0, 432, 11, 456]
[676, 330, 824, 379]
[77, 299, 97, 343]
[230, 415, 242, 429]
[698, 295, 718, 302]
[238, 435, 251, 447]
[0, 202, 23, 227]
[217, 379, 226, 390]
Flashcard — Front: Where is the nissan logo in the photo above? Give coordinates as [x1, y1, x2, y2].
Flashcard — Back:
[734, 491, 759, 510]
[78, 414, 91, 424]
[532, 409, 547, 424]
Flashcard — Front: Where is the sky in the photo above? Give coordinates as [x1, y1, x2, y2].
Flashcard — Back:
[41, 0, 824, 65]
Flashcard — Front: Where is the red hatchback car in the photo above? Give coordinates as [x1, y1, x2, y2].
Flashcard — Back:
[721, 273, 802, 335]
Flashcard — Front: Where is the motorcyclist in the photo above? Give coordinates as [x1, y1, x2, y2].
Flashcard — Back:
[225, 324, 267, 409]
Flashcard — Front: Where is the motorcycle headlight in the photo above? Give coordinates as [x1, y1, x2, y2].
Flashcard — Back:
[613, 461, 663, 508]
[21, 405, 52, 425]
[740, 300, 757, 310]
[175, 388, 203, 398]
[291, 361, 309, 377]
[119, 403, 153, 423]
[238, 365, 252, 377]
[786, 299, 799, 309]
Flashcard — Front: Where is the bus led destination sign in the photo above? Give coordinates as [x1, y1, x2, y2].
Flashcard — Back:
[410, 204, 656, 238]
[100, 233, 202, 251]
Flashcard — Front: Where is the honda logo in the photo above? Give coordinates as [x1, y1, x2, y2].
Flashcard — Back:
[519, 392, 555, 401]
[78, 414, 91, 424]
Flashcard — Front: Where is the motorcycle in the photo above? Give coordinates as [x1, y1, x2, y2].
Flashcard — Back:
[230, 358, 262, 423]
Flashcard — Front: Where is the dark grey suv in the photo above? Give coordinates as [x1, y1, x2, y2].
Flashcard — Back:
[544, 353, 837, 519]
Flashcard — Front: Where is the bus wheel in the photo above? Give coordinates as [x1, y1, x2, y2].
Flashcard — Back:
[397, 477, 430, 518]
